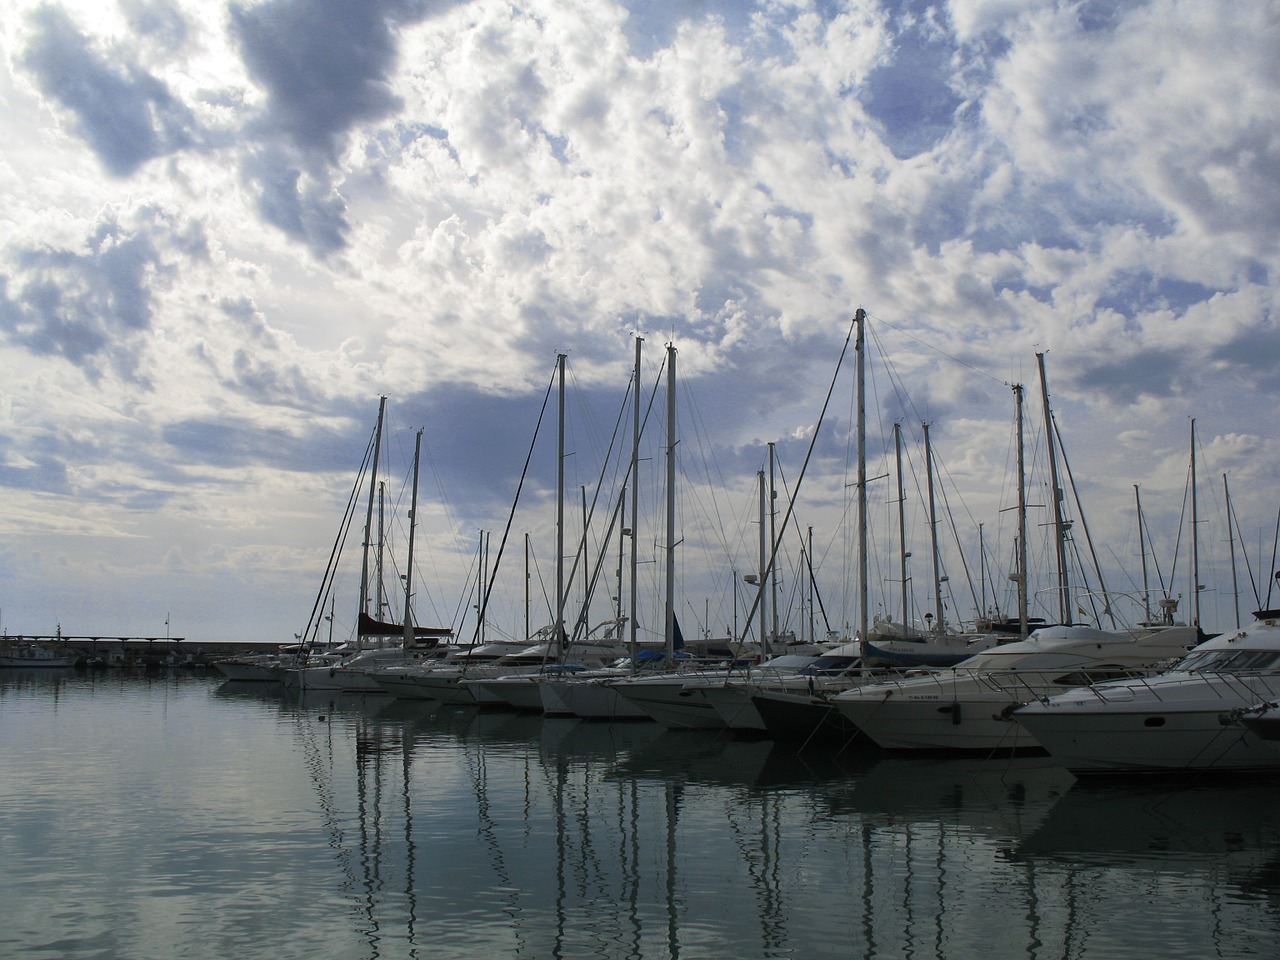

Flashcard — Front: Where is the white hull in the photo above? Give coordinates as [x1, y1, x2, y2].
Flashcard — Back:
[1015, 674, 1280, 773]
[0, 654, 78, 668]
[213, 659, 281, 682]
[537, 672, 650, 719]
[699, 683, 766, 731]
[609, 674, 729, 729]
[463, 674, 548, 710]
[279, 647, 422, 692]
[1014, 612, 1280, 773]
[833, 670, 1087, 752]
[832, 623, 1201, 753]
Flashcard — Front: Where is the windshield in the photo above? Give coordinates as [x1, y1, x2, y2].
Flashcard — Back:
[1172, 648, 1280, 674]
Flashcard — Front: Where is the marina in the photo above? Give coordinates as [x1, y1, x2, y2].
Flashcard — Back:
[2, 669, 1278, 959]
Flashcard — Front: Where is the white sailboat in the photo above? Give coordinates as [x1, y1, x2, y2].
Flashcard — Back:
[279, 402, 452, 692]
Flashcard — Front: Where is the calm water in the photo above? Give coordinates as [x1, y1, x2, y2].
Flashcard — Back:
[2, 670, 1278, 959]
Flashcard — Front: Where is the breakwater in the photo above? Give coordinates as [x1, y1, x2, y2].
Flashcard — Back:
[0, 636, 279, 669]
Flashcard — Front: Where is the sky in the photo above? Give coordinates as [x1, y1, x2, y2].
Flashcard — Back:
[1, 0, 1277, 647]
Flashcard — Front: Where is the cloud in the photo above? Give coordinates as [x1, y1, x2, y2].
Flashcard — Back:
[228, 0, 429, 161]
[0, 217, 169, 380]
[240, 149, 352, 256]
[20, 3, 201, 176]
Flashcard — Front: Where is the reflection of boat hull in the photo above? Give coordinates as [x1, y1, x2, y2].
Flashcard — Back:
[1017, 777, 1280, 865]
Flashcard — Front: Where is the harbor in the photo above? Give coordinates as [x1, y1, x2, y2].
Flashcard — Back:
[2, 668, 1277, 960]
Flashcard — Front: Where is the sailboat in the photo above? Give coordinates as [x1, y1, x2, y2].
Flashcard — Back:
[278, 401, 452, 692]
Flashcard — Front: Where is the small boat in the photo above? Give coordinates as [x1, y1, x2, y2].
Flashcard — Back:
[0, 643, 79, 668]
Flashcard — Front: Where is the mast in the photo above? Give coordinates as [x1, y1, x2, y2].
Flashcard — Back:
[376, 481, 386, 622]
[555, 353, 567, 660]
[663, 342, 678, 660]
[1013, 383, 1029, 637]
[1190, 418, 1200, 629]
[768, 442, 779, 653]
[616, 487, 626, 624]
[401, 427, 423, 648]
[1135, 485, 1152, 624]
[894, 422, 909, 635]
[629, 337, 642, 666]
[807, 525, 815, 643]
[855, 309, 868, 657]
[924, 421, 945, 633]
[357, 396, 387, 649]
[756, 469, 768, 650]
[1036, 353, 1071, 625]
[1224, 474, 1241, 629]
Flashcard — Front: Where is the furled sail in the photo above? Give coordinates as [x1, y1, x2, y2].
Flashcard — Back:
[358, 612, 452, 644]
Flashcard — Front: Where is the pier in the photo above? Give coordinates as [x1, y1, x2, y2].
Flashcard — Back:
[0, 635, 278, 669]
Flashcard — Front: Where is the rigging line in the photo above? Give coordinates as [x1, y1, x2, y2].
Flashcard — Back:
[471, 361, 558, 645]
[773, 455, 834, 631]
[739, 313, 858, 642]
[1050, 409, 1114, 625]
[1136, 491, 1172, 601]
[1227, 495, 1262, 607]
[558, 376, 634, 643]
[865, 322, 931, 433]
[864, 308, 1013, 388]
[299, 418, 379, 654]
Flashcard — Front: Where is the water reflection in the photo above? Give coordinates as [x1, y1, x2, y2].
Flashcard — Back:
[270, 685, 1271, 957]
[4, 673, 1279, 959]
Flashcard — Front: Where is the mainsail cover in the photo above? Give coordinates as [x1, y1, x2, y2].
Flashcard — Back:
[358, 612, 452, 643]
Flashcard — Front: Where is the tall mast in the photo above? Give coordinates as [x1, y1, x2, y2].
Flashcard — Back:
[663, 342, 678, 659]
[768, 441, 779, 653]
[555, 353, 567, 660]
[401, 427, 423, 648]
[1036, 353, 1071, 625]
[357, 396, 387, 648]
[1190, 418, 1200, 629]
[855, 309, 868, 655]
[1224, 473, 1241, 629]
[629, 337, 642, 665]
[616, 487, 626, 624]
[757, 469, 768, 650]
[807, 525, 815, 643]
[894, 422, 909, 635]
[376, 481, 386, 622]
[924, 421, 945, 633]
[1013, 383, 1029, 637]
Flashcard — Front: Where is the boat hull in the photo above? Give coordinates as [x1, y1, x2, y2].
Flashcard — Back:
[1015, 680, 1280, 773]
[610, 676, 727, 729]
